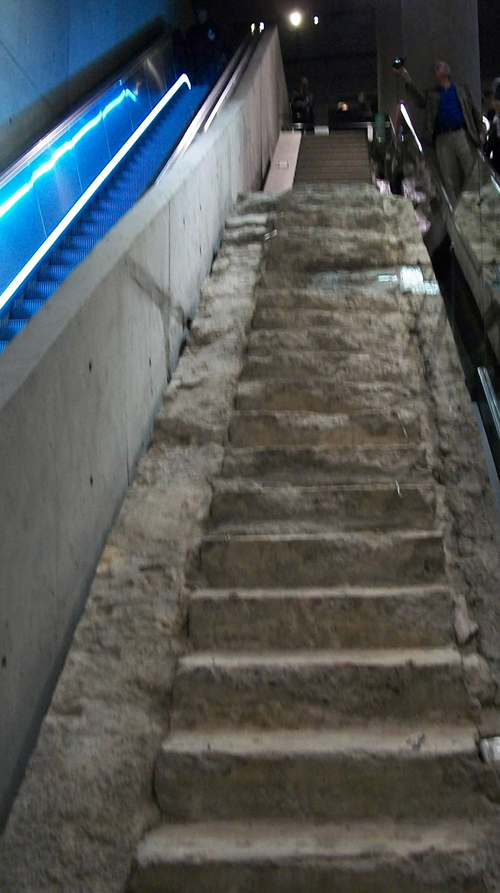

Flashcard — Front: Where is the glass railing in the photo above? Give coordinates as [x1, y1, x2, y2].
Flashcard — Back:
[454, 153, 500, 366]
[0, 28, 260, 354]
[0, 37, 200, 317]
[393, 102, 500, 476]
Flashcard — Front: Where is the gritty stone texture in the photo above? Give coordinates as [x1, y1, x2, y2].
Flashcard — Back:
[130, 185, 500, 893]
[3, 184, 500, 893]
[0, 204, 266, 892]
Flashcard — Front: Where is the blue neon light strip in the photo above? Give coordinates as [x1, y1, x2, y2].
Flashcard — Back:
[0, 73, 191, 314]
[0, 86, 138, 222]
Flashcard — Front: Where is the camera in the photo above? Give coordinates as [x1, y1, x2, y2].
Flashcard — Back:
[392, 57, 405, 69]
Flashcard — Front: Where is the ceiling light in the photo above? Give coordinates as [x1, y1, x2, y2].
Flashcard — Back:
[314, 15, 319, 24]
[289, 11, 303, 27]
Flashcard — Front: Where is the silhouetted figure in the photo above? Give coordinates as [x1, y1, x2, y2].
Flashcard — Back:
[186, 5, 227, 85]
[291, 78, 315, 127]
[354, 92, 372, 117]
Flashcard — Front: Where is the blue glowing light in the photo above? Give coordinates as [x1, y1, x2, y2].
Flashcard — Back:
[0, 74, 191, 314]
[0, 86, 138, 222]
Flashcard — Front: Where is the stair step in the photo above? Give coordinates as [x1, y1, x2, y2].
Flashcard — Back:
[188, 584, 453, 651]
[129, 817, 491, 893]
[210, 482, 435, 532]
[155, 725, 488, 820]
[239, 351, 419, 384]
[247, 327, 407, 355]
[172, 647, 465, 730]
[220, 444, 430, 484]
[229, 409, 420, 448]
[254, 286, 399, 312]
[252, 307, 402, 331]
[200, 530, 445, 589]
[235, 378, 418, 413]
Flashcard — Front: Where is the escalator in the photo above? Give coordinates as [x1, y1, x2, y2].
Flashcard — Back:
[0, 30, 258, 355]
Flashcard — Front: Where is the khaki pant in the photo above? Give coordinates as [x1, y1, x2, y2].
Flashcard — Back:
[436, 128, 477, 207]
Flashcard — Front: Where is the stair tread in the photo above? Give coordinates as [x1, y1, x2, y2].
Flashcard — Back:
[202, 529, 442, 543]
[212, 481, 433, 494]
[179, 645, 461, 671]
[191, 583, 451, 600]
[161, 722, 476, 755]
[135, 817, 488, 864]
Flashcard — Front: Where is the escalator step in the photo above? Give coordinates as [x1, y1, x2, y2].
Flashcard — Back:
[51, 249, 88, 265]
[64, 235, 99, 250]
[78, 221, 113, 237]
[25, 280, 59, 299]
[9, 298, 45, 319]
[87, 209, 121, 225]
[0, 319, 27, 339]
[98, 198, 133, 212]
[38, 264, 72, 282]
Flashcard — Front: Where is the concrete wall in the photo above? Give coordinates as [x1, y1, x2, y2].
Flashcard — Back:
[377, 0, 481, 124]
[0, 26, 288, 824]
[0, 0, 193, 172]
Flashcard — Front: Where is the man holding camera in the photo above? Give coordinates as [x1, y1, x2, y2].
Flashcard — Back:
[395, 60, 484, 206]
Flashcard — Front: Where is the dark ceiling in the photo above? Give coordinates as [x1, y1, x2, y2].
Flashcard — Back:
[207, 0, 499, 84]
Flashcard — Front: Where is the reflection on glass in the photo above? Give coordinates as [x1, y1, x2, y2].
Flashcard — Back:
[454, 154, 500, 367]
[0, 41, 192, 313]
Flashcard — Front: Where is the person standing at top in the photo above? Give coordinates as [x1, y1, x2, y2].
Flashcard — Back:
[185, 5, 227, 85]
[396, 61, 484, 206]
[291, 78, 315, 127]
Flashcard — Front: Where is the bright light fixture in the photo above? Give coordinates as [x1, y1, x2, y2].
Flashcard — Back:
[251, 22, 256, 33]
[0, 74, 191, 314]
[259, 21, 265, 31]
[289, 11, 303, 27]
[313, 15, 319, 24]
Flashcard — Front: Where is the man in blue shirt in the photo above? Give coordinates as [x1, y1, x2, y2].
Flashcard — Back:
[397, 61, 484, 206]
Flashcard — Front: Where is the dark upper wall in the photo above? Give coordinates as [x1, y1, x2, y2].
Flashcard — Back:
[208, 0, 377, 126]
[0, 0, 193, 172]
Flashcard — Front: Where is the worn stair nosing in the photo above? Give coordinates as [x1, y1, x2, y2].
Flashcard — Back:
[160, 723, 476, 756]
[177, 645, 462, 672]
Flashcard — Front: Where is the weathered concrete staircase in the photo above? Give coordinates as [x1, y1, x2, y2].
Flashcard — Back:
[129, 194, 499, 891]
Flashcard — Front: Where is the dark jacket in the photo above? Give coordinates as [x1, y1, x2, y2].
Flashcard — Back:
[406, 81, 484, 147]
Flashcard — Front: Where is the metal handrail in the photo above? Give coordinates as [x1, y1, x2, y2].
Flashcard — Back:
[149, 31, 259, 191]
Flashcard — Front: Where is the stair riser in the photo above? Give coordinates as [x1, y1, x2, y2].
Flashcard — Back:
[220, 445, 430, 485]
[155, 750, 483, 822]
[129, 856, 487, 893]
[229, 413, 419, 449]
[254, 289, 399, 313]
[210, 486, 435, 532]
[200, 534, 445, 589]
[235, 381, 417, 414]
[171, 658, 467, 730]
[251, 309, 402, 332]
[240, 353, 418, 385]
[189, 589, 452, 651]
[248, 328, 407, 355]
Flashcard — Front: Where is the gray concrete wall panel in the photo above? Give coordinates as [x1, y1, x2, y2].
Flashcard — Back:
[377, 0, 481, 122]
[0, 26, 287, 824]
